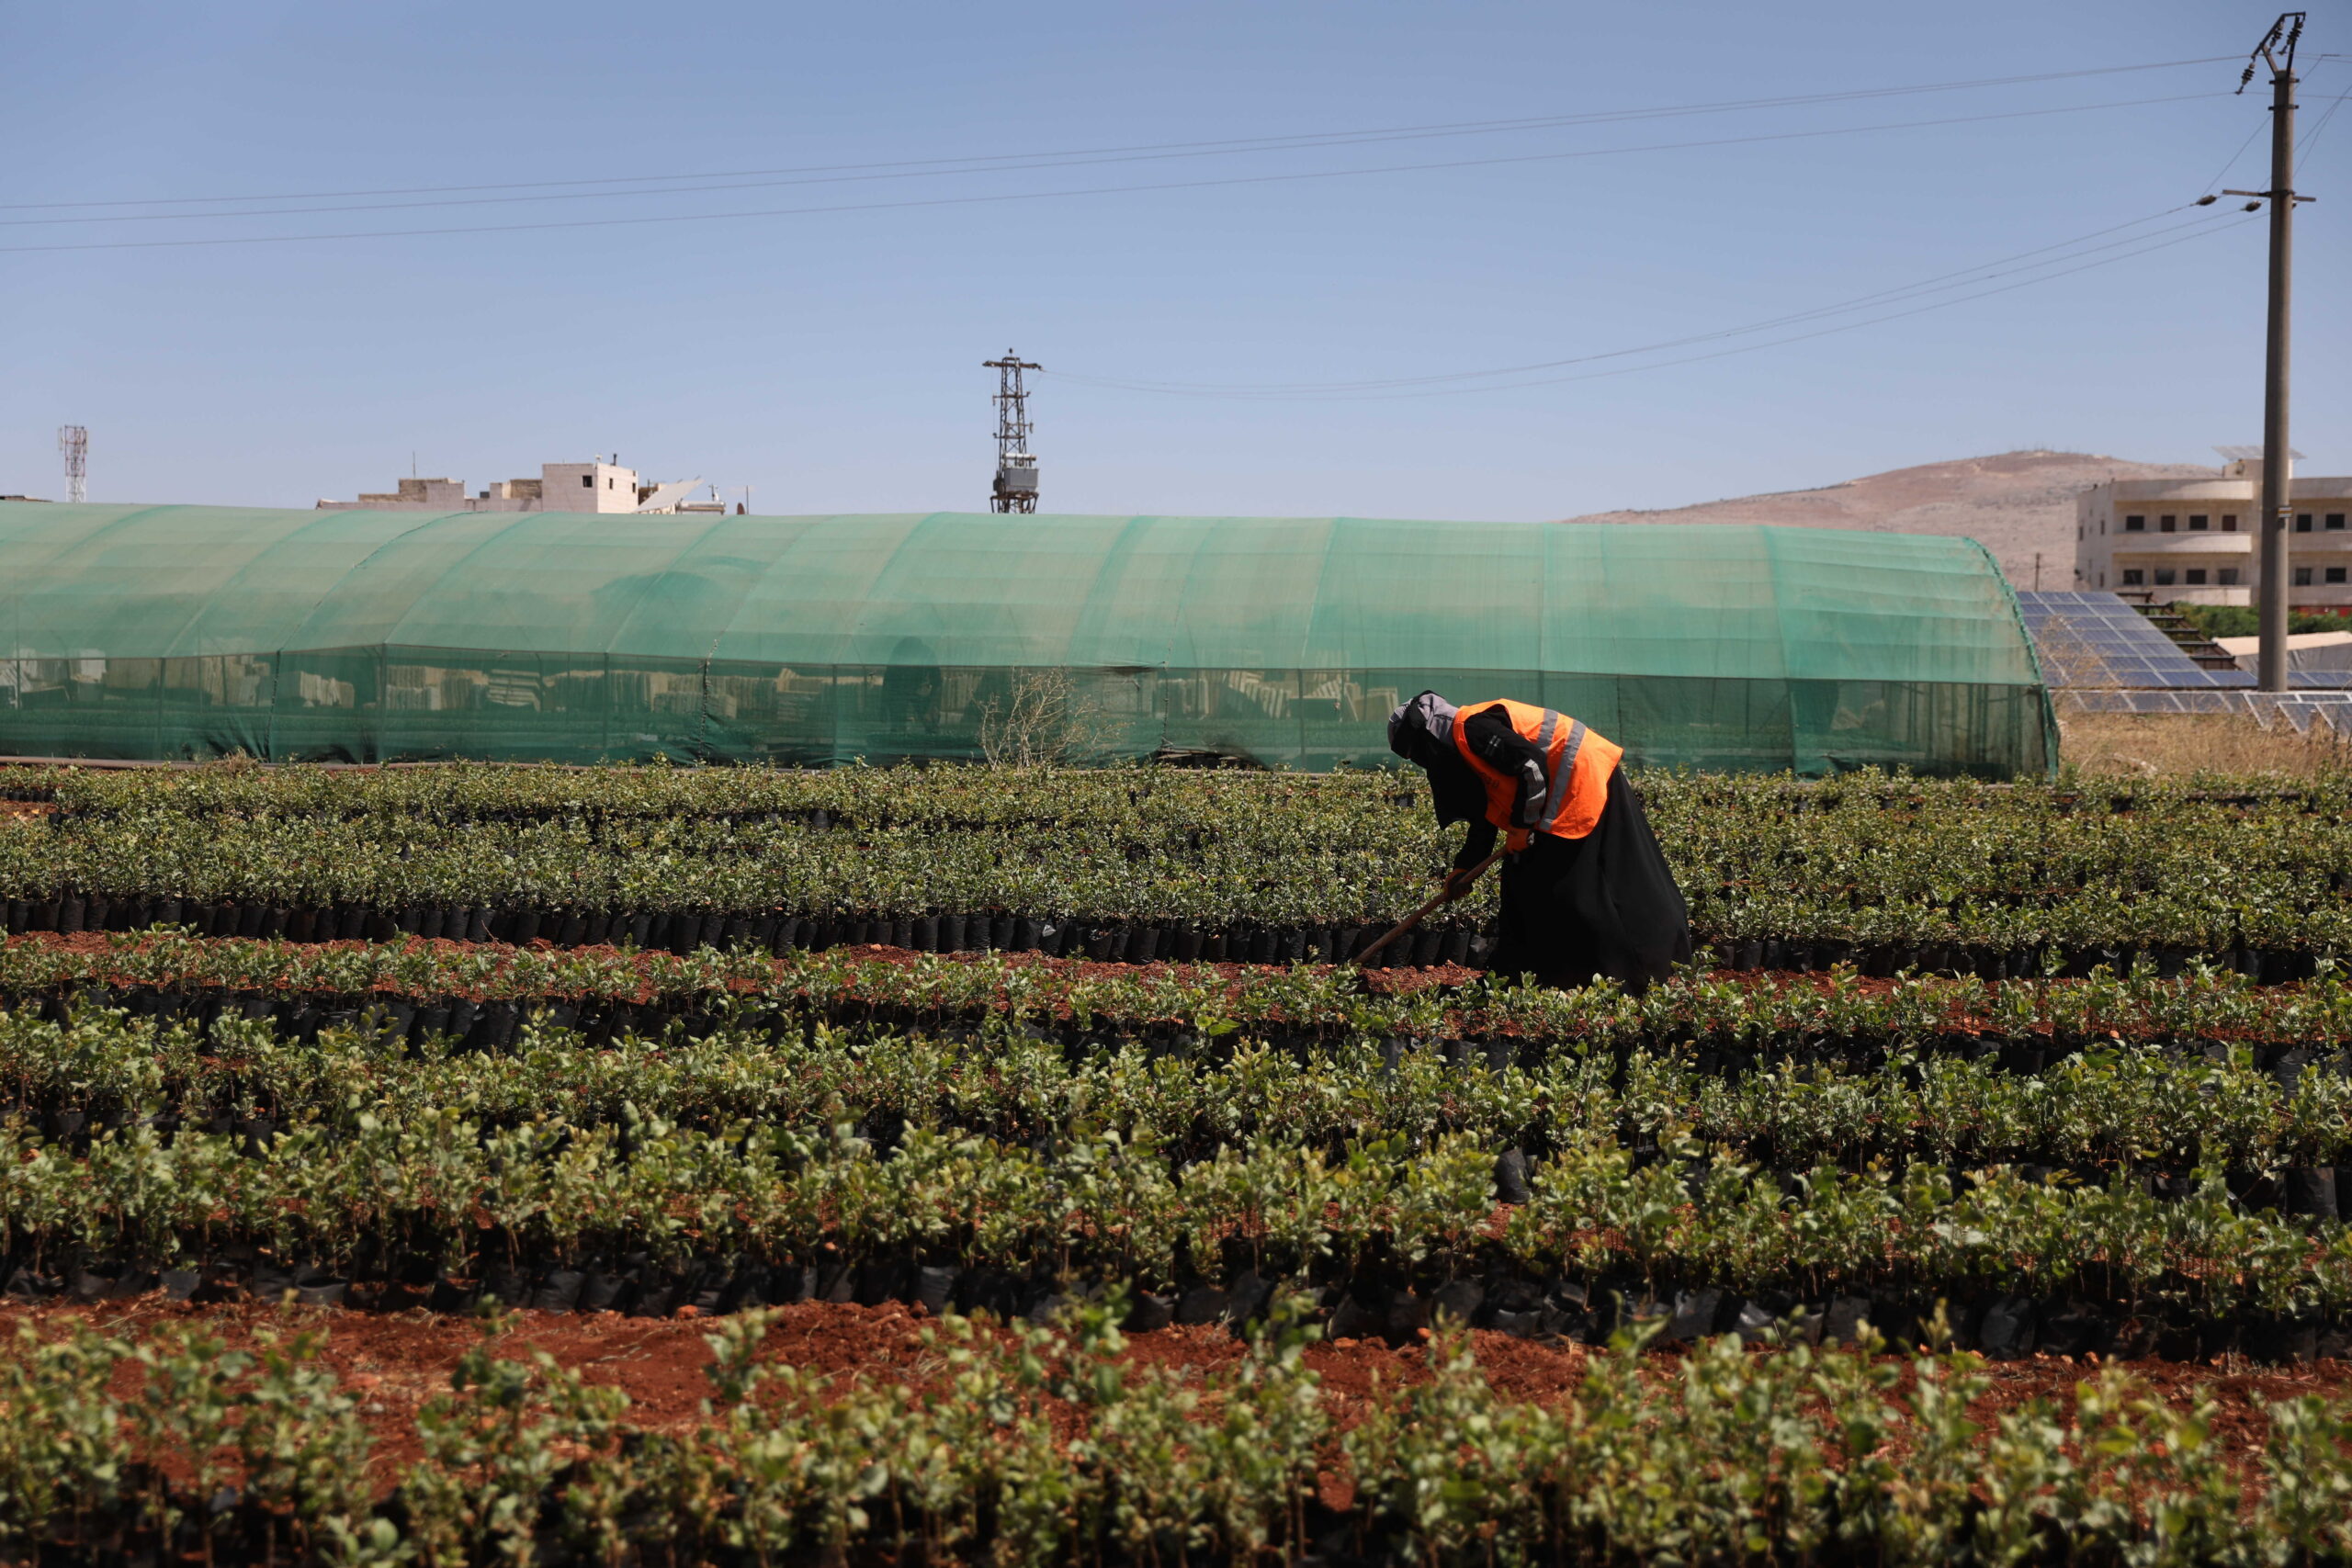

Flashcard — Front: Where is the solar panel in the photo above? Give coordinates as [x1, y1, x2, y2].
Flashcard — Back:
[2007, 591, 2342, 691]
[2059, 689, 2352, 730]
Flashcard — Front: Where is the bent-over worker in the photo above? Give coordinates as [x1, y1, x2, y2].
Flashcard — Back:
[1386, 692, 1690, 992]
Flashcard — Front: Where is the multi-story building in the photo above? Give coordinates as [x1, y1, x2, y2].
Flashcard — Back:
[317, 459, 718, 514]
[2075, 450, 2352, 609]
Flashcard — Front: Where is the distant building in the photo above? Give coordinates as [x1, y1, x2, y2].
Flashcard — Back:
[2075, 449, 2352, 609]
[318, 459, 718, 515]
[2212, 630, 2352, 674]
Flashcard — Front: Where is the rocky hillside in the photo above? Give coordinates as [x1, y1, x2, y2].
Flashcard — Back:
[1562, 450, 2215, 590]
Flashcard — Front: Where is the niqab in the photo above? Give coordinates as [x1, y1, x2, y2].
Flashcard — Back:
[1386, 691, 1459, 770]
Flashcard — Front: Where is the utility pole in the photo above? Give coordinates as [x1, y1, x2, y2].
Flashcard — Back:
[2226, 14, 2310, 693]
[56, 427, 86, 504]
[983, 351, 1042, 513]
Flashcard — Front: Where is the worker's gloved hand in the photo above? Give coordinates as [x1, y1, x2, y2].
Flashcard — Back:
[1438, 866, 1480, 902]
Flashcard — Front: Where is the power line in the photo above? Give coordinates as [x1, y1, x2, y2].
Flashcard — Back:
[2203, 117, 2274, 191]
[1050, 205, 2221, 394]
[1053, 215, 2255, 402]
[1041, 62, 2344, 402]
[2297, 79, 2352, 152]
[0, 92, 2228, 256]
[2210, 55, 2346, 188]
[1256, 216, 2255, 401]
[0, 90, 2244, 230]
[0, 53, 2241, 216]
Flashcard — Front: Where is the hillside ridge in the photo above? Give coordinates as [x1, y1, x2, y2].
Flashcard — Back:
[1561, 449, 2215, 589]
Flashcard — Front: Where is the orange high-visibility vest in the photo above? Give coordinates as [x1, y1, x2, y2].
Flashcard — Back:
[1451, 698, 1623, 851]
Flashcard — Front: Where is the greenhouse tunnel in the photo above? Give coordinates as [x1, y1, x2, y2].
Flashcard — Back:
[0, 504, 2055, 776]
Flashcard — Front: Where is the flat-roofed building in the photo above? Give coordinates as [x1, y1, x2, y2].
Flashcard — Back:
[2075, 447, 2352, 609]
[319, 459, 711, 514]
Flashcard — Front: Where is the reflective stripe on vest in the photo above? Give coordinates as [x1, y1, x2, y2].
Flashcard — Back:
[1538, 719, 1588, 827]
[1450, 698, 1623, 847]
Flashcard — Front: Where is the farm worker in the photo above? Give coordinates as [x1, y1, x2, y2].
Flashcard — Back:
[1385, 692, 1690, 992]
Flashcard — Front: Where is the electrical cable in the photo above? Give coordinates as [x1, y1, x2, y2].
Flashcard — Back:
[1043, 62, 2341, 402]
[1052, 215, 2253, 401]
[0, 89, 2240, 229]
[2188, 58, 2341, 209]
[0, 92, 2223, 255]
[2202, 118, 2274, 192]
[0, 52, 2240, 216]
[1048, 205, 2218, 394]
[2297, 80, 2351, 153]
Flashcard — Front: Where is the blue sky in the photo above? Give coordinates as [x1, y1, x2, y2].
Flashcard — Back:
[1, 0, 2344, 517]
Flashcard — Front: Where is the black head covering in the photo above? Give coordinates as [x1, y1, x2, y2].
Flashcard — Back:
[1386, 691, 1459, 769]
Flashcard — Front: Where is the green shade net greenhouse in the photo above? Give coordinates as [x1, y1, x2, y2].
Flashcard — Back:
[0, 504, 2054, 776]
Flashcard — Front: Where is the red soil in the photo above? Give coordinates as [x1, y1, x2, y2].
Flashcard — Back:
[7, 1295, 2344, 1489]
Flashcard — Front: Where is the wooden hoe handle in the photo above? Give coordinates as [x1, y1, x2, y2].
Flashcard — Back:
[1350, 848, 1504, 967]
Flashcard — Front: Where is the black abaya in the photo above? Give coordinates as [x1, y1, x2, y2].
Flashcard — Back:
[1387, 692, 1690, 993]
[1482, 771, 1692, 993]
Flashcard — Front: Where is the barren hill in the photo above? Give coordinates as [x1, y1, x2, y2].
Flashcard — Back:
[1561, 449, 2215, 591]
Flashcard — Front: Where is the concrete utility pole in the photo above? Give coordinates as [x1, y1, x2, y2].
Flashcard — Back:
[2229, 14, 2309, 693]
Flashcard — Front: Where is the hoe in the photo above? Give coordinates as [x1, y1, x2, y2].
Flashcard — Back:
[1350, 847, 1503, 968]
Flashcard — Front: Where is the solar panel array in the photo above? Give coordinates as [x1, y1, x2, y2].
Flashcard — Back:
[2017, 591, 2352, 693]
[2015, 592, 2241, 688]
[2060, 688, 2352, 732]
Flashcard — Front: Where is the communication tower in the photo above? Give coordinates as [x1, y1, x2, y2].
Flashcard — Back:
[983, 351, 1041, 513]
[57, 426, 87, 504]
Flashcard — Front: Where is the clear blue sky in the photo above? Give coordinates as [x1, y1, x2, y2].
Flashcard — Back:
[2, 0, 2344, 517]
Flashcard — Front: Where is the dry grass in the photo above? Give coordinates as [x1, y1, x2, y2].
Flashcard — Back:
[2058, 707, 2352, 778]
[2037, 604, 2352, 779]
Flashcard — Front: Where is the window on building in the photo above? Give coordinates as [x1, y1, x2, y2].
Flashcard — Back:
[581, 474, 594, 488]
[607, 478, 616, 490]
[2098, 571, 2106, 586]
[2331, 568, 2348, 585]
[2295, 567, 2314, 586]
[2154, 569, 2177, 586]
[2222, 514, 2239, 531]
[2185, 569, 2208, 584]
[2121, 569, 2144, 585]
[2330, 513, 2347, 530]
[2297, 513, 2314, 532]
[2161, 515, 2177, 533]
[2189, 514, 2209, 530]
[2219, 569, 2240, 586]
[2124, 515, 2146, 531]
[2099, 519, 2107, 535]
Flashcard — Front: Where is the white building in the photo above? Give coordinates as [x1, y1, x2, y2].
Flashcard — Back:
[2075, 449, 2352, 609]
[318, 459, 718, 515]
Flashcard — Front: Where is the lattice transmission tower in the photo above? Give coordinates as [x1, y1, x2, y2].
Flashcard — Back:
[57, 426, 87, 504]
[983, 351, 1041, 513]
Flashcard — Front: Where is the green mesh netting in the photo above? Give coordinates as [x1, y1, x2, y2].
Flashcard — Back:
[0, 504, 2054, 776]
